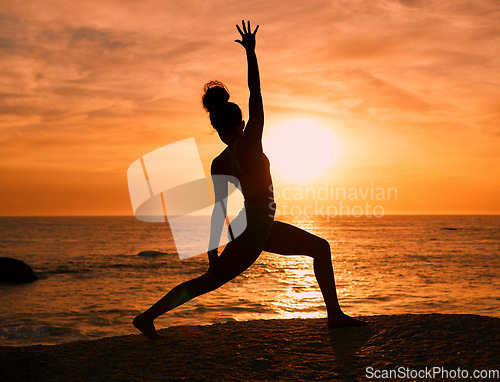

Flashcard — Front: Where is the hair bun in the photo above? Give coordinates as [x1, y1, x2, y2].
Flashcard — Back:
[202, 80, 230, 114]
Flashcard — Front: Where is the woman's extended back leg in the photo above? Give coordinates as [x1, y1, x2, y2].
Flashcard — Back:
[134, 241, 261, 339]
[263, 220, 367, 327]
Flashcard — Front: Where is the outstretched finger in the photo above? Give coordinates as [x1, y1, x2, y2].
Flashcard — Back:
[253, 24, 259, 35]
[236, 24, 244, 36]
[241, 20, 247, 34]
[247, 20, 251, 34]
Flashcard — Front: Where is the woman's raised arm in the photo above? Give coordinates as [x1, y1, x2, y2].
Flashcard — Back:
[235, 20, 264, 143]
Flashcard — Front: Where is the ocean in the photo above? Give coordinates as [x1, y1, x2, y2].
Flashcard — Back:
[0, 215, 498, 346]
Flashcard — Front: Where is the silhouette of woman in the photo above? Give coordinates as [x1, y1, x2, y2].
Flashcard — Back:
[133, 21, 366, 339]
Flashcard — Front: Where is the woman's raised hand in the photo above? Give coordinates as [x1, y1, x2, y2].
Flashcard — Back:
[235, 20, 259, 51]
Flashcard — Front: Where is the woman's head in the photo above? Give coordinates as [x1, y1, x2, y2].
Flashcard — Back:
[202, 81, 243, 134]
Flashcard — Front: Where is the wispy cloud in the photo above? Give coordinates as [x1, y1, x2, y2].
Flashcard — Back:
[0, 0, 499, 214]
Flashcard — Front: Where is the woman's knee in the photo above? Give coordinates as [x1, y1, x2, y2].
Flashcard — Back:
[310, 237, 331, 258]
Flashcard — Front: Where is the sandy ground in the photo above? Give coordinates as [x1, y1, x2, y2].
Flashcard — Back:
[1, 314, 498, 381]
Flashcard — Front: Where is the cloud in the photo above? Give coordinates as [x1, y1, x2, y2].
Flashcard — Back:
[0, 0, 499, 214]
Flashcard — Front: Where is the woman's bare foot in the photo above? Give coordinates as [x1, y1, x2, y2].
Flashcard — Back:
[133, 313, 162, 340]
[328, 312, 368, 328]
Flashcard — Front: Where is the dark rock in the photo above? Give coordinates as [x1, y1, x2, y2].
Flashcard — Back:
[137, 250, 167, 257]
[0, 257, 38, 284]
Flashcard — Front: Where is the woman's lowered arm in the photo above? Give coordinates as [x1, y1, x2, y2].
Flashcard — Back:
[207, 163, 229, 266]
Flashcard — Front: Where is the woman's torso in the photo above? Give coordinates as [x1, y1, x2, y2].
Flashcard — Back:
[215, 137, 274, 203]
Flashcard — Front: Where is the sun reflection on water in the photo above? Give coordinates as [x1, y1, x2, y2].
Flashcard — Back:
[255, 215, 330, 319]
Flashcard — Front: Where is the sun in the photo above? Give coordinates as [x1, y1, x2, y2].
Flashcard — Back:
[263, 118, 343, 183]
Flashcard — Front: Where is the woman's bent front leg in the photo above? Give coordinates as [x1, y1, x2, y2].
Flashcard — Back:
[263, 221, 367, 327]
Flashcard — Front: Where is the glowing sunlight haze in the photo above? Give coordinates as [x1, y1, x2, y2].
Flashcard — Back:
[263, 119, 343, 183]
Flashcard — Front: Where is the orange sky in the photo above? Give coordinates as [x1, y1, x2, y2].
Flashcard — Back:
[1, 0, 499, 216]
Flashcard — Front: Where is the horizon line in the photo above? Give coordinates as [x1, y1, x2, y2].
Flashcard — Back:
[1, 213, 499, 218]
